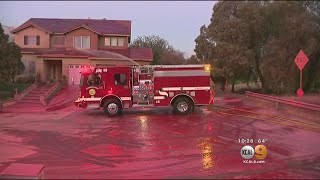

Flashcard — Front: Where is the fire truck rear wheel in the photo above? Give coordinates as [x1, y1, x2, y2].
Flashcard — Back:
[103, 99, 122, 117]
[173, 97, 193, 115]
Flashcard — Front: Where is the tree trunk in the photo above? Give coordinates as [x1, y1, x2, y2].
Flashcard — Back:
[225, 79, 228, 92]
[305, 57, 320, 92]
[246, 68, 252, 87]
[231, 83, 235, 93]
[11, 74, 15, 83]
[254, 57, 266, 92]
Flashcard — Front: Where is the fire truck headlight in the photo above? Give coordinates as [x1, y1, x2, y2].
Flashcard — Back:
[204, 65, 211, 72]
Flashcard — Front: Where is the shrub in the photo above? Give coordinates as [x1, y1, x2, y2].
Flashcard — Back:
[0, 91, 14, 100]
[16, 75, 35, 84]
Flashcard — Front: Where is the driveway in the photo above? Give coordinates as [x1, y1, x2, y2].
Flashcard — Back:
[0, 103, 319, 179]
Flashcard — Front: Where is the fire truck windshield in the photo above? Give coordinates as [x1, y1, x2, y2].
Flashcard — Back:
[86, 73, 101, 87]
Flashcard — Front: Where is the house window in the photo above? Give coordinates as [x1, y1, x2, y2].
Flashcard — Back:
[105, 37, 111, 46]
[118, 37, 124, 46]
[105, 37, 125, 47]
[114, 73, 127, 85]
[52, 36, 65, 46]
[24, 35, 40, 45]
[73, 36, 90, 49]
[111, 37, 117, 47]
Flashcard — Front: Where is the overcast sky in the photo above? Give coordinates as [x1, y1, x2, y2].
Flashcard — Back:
[0, 1, 215, 57]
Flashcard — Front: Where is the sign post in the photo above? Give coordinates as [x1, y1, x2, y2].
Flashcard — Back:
[294, 50, 309, 97]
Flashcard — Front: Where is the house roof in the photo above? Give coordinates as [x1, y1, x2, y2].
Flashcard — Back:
[105, 48, 153, 60]
[11, 18, 131, 35]
[21, 48, 153, 61]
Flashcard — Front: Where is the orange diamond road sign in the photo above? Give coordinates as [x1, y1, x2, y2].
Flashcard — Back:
[294, 50, 309, 71]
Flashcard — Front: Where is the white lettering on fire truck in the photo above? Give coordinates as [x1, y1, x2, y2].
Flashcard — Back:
[96, 69, 102, 73]
[86, 86, 99, 90]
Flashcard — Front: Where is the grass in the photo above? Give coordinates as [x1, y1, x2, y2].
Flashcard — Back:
[223, 82, 319, 98]
[0, 83, 32, 101]
[220, 82, 262, 94]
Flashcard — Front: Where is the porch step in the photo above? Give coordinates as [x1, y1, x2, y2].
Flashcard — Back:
[7, 83, 58, 109]
[22, 97, 39, 101]
[19, 100, 42, 103]
[25, 94, 41, 98]
[30, 89, 50, 92]
[13, 103, 43, 108]
[10, 103, 43, 108]
[23, 93, 41, 96]
[30, 89, 50, 93]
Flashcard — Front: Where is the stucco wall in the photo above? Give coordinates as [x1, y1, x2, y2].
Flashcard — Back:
[65, 28, 98, 50]
[21, 54, 38, 75]
[14, 26, 50, 48]
[23, 55, 151, 83]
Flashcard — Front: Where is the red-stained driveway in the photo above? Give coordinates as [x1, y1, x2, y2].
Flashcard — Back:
[0, 103, 319, 179]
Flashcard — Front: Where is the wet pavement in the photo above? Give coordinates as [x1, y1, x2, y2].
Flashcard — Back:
[0, 103, 320, 179]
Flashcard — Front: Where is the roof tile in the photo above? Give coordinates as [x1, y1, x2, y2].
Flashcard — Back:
[12, 18, 131, 35]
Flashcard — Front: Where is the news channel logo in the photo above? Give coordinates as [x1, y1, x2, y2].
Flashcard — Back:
[241, 145, 267, 163]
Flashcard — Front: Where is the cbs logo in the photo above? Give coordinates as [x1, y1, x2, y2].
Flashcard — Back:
[241, 145, 267, 160]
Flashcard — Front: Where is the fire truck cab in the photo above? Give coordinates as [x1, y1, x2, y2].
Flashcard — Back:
[75, 64, 214, 116]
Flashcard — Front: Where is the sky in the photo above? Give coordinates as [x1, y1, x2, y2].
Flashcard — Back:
[0, 1, 216, 57]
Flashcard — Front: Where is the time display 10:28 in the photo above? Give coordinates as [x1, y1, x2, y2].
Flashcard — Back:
[238, 139, 268, 144]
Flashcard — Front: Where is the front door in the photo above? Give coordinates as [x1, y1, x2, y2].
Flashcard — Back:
[45, 60, 62, 82]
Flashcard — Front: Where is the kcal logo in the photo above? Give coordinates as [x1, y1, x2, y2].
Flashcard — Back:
[241, 145, 267, 160]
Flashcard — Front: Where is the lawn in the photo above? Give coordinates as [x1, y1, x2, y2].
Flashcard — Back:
[0, 83, 32, 101]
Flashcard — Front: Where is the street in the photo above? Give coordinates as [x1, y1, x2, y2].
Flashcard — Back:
[0, 103, 320, 179]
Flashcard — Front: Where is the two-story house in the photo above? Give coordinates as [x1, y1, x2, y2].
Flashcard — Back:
[11, 18, 153, 85]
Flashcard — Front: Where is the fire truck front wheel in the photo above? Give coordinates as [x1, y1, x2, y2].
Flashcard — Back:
[103, 99, 122, 117]
[173, 97, 193, 115]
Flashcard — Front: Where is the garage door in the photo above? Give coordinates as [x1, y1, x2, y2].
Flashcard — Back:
[68, 65, 86, 85]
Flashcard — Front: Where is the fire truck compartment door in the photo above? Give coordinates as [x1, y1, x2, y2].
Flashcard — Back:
[111, 68, 132, 103]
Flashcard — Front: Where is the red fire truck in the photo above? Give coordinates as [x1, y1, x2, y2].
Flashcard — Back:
[74, 64, 214, 116]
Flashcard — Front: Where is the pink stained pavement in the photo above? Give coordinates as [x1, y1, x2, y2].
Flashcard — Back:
[0, 163, 44, 178]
